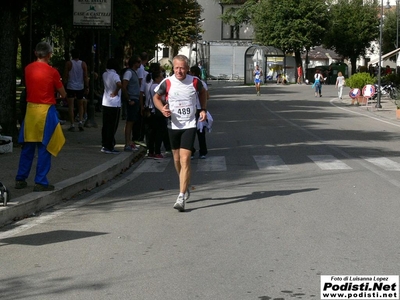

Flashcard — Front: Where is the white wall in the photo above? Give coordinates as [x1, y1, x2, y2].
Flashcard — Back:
[197, 0, 222, 41]
[209, 42, 251, 79]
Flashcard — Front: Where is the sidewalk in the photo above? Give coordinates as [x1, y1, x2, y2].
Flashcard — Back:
[0, 111, 146, 227]
[0, 83, 398, 227]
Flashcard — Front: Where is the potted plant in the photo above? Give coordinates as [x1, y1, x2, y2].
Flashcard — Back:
[345, 72, 376, 105]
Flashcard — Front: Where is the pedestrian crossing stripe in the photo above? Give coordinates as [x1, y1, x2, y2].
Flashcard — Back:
[307, 155, 352, 170]
[134, 158, 172, 173]
[362, 157, 400, 171]
[253, 155, 290, 171]
[134, 155, 400, 173]
[196, 156, 227, 172]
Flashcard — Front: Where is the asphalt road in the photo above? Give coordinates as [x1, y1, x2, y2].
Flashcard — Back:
[0, 83, 399, 300]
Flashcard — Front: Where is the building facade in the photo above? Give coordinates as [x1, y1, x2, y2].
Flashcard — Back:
[155, 0, 398, 81]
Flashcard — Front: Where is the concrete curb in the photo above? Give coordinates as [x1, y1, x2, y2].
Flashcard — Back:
[0, 149, 145, 227]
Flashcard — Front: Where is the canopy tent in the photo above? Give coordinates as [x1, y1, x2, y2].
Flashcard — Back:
[369, 47, 400, 65]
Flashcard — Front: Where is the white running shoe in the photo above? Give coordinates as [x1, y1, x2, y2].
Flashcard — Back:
[184, 188, 190, 201]
[173, 195, 185, 212]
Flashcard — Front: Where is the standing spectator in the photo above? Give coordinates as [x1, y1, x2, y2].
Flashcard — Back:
[140, 63, 163, 158]
[134, 52, 149, 146]
[63, 49, 89, 132]
[153, 55, 207, 212]
[137, 52, 148, 85]
[385, 65, 392, 75]
[313, 69, 323, 97]
[101, 58, 122, 154]
[335, 71, 345, 99]
[374, 63, 379, 77]
[145, 70, 166, 159]
[121, 55, 141, 152]
[91, 72, 103, 112]
[15, 41, 67, 191]
[253, 65, 263, 95]
[189, 65, 209, 159]
[297, 64, 303, 84]
[327, 66, 333, 84]
[368, 64, 374, 76]
[120, 59, 129, 120]
[323, 69, 329, 84]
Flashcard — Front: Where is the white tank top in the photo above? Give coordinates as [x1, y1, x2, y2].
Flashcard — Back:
[67, 60, 84, 90]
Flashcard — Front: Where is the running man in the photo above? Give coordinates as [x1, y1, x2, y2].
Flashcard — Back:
[254, 65, 263, 96]
[153, 55, 207, 212]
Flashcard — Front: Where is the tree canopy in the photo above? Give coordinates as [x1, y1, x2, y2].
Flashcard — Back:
[220, 0, 381, 75]
[324, 0, 379, 75]
[220, 0, 329, 66]
[382, 7, 399, 57]
[0, 0, 202, 139]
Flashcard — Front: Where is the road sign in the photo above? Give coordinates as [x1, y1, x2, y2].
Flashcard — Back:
[349, 88, 361, 99]
[362, 84, 376, 98]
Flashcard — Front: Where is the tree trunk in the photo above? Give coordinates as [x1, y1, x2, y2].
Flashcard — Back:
[0, 2, 26, 141]
[350, 55, 358, 76]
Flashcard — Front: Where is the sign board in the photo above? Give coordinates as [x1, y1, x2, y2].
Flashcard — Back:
[349, 88, 361, 99]
[73, 0, 112, 29]
[362, 84, 376, 98]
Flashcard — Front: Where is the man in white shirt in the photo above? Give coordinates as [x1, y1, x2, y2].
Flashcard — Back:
[153, 55, 207, 212]
[101, 58, 122, 154]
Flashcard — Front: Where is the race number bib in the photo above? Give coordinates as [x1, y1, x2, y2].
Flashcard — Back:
[169, 99, 196, 129]
[172, 100, 192, 121]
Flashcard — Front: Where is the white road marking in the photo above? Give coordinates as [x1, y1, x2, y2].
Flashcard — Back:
[363, 157, 400, 171]
[253, 155, 289, 171]
[261, 100, 400, 188]
[134, 158, 171, 173]
[308, 155, 352, 170]
[196, 156, 227, 172]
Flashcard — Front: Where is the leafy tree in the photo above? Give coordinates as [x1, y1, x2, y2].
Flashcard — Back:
[158, 0, 203, 58]
[1, 0, 204, 139]
[382, 8, 399, 59]
[324, 0, 379, 75]
[255, 0, 328, 64]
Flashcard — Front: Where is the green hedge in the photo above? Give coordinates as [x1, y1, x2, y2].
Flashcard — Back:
[345, 72, 375, 90]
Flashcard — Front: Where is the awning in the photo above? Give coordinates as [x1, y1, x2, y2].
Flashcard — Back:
[369, 47, 400, 65]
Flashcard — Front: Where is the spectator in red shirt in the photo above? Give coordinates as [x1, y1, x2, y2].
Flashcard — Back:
[297, 64, 303, 84]
[15, 42, 67, 192]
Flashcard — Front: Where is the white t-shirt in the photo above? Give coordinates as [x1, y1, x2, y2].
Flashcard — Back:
[140, 70, 149, 93]
[336, 76, 345, 87]
[155, 74, 203, 130]
[137, 64, 145, 80]
[102, 69, 121, 107]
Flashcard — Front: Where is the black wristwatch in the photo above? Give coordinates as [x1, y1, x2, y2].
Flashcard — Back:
[200, 108, 207, 113]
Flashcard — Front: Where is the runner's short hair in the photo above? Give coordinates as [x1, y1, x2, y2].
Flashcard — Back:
[35, 42, 52, 59]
